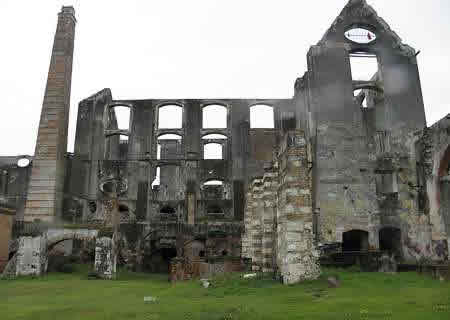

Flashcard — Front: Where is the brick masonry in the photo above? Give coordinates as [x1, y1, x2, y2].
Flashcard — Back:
[23, 7, 76, 222]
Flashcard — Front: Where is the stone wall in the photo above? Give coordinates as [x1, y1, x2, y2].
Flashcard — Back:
[15, 236, 47, 276]
[250, 179, 263, 271]
[261, 166, 278, 273]
[243, 131, 320, 284]
[94, 237, 115, 279]
[276, 131, 320, 284]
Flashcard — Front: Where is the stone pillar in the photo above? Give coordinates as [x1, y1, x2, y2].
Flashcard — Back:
[262, 167, 278, 273]
[251, 179, 263, 271]
[24, 7, 76, 222]
[16, 236, 48, 276]
[0, 206, 15, 272]
[94, 237, 116, 279]
[276, 130, 320, 284]
[187, 192, 195, 225]
[241, 190, 253, 259]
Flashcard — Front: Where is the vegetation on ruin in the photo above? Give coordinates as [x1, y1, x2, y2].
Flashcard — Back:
[1, 266, 449, 320]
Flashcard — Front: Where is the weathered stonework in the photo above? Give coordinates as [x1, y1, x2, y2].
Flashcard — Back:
[1, 0, 448, 281]
[276, 131, 320, 283]
[15, 236, 48, 276]
[261, 166, 278, 273]
[94, 237, 116, 279]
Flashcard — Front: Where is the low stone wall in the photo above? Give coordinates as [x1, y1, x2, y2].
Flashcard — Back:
[94, 237, 115, 279]
[169, 258, 245, 282]
[15, 235, 48, 276]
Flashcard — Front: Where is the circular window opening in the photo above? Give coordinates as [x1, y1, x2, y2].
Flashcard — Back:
[345, 28, 376, 44]
[17, 158, 30, 167]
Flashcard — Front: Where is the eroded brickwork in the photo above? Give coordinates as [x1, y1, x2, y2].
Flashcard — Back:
[23, 7, 76, 222]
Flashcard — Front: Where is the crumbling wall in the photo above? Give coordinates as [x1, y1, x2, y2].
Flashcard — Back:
[276, 130, 320, 284]
[94, 237, 115, 279]
[420, 114, 450, 259]
[261, 165, 278, 273]
[15, 235, 47, 276]
[250, 179, 263, 271]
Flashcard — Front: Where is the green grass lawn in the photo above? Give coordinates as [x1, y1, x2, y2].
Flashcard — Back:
[1, 266, 449, 320]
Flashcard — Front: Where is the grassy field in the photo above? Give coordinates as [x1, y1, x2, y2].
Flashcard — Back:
[1, 266, 450, 320]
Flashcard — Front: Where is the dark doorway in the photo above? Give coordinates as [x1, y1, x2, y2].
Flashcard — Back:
[379, 227, 402, 259]
[160, 206, 175, 214]
[145, 247, 177, 274]
[342, 230, 369, 251]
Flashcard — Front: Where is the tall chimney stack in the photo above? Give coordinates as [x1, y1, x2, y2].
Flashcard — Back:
[24, 6, 76, 222]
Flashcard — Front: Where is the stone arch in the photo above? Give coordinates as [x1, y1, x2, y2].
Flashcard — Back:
[342, 229, 369, 252]
[202, 104, 228, 129]
[249, 104, 274, 129]
[157, 104, 183, 129]
[46, 229, 98, 251]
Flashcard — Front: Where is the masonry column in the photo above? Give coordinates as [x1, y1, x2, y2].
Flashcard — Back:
[261, 166, 278, 273]
[251, 178, 263, 271]
[276, 130, 320, 284]
[24, 7, 76, 222]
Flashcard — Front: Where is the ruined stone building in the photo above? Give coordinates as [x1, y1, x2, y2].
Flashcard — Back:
[0, 0, 449, 283]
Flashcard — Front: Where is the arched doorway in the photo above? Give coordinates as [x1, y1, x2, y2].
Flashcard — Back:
[379, 227, 402, 259]
[342, 230, 369, 251]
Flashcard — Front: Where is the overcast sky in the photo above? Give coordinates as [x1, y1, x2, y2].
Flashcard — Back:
[0, 0, 448, 156]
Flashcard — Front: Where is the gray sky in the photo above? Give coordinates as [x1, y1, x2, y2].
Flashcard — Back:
[0, 0, 449, 156]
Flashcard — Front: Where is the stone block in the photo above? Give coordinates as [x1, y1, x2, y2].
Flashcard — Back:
[94, 237, 115, 279]
[16, 236, 48, 276]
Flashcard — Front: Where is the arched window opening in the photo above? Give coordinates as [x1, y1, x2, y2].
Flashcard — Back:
[110, 106, 131, 130]
[202, 134, 227, 140]
[342, 230, 369, 252]
[202, 104, 227, 128]
[250, 104, 274, 129]
[350, 52, 379, 81]
[157, 134, 182, 140]
[221, 250, 228, 256]
[158, 105, 182, 129]
[160, 206, 176, 214]
[199, 250, 205, 257]
[151, 167, 160, 189]
[345, 28, 377, 44]
[17, 158, 30, 168]
[105, 134, 128, 160]
[119, 204, 129, 213]
[204, 143, 223, 160]
[158, 134, 182, 160]
[203, 180, 223, 186]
